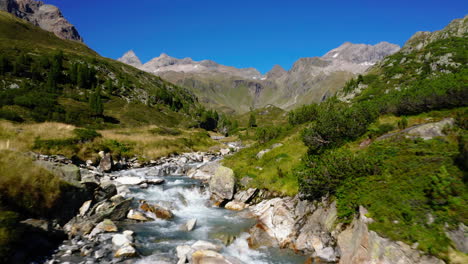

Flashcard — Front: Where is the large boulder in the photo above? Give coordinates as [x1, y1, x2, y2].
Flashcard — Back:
[35, 160, 81, 185]
[140, 201, 173, 219]
[337, 208, 444, 264]
[99, 153, 113, 172]
[248, 198, 296, 248]
[209, 166, 235, 201]
[233, 188, 258, 204]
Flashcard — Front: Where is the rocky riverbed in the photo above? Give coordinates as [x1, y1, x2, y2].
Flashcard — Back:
[22, 144, 456, 264]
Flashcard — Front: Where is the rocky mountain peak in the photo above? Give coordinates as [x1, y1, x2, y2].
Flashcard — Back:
[266, 64, 287, 79]
[402, 15, 468, 53]
[117, 50, 142, 68]
[323, 41, 400, 64]
[0, 0, 83, 42]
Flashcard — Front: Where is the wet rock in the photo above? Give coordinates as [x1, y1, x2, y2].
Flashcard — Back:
[89, 219, 118, 238]
[99, 153, 113, 172]
[145, 178, 165, 185]
[191, 240, 222, 252]
[233, 188, 258, 204]
[79, 200, 93, 216]
[177, 192, 188, 206]
[225, 201, 246, 211]
[127, 209, 150, 222]
[248, 223, 279, 248]
[191, 250, 232, 264]
[140, 201, 173, 219]
[209, 166, 235, 201]
[210, 233, 237, 246]
[184, 218, 197, 231]
[176, 245, 193, 264]
[112, 232, 134, 247]
[94, 184, 118, 202]
[114, 244, 137, 258]
[114, 176, 145, 185]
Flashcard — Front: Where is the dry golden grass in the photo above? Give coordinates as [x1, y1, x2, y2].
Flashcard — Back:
[0, 121, 220, 160]
[0, 121, 76, 151]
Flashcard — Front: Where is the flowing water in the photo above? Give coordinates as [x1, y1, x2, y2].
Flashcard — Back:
[116, 164, 307, 264]
[49, 160, 307, 264]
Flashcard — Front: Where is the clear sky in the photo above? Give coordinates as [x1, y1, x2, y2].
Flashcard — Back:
[46, 0, 467, 73]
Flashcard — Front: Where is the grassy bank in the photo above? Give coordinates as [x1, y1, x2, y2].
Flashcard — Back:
[0, 120, 220, 162]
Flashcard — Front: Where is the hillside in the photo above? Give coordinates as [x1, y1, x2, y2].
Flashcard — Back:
[0, 11, 203, 128]
[224, 15, 468, 262]
[119, 42, 400, 114]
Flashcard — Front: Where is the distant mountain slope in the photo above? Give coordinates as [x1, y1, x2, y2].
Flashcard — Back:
[119, 42, 399, 113]
[0, 11, 200, 127]
[0, 0, 82, 42]
[340, 14, 468, 108]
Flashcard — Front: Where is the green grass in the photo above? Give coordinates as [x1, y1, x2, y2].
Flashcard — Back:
[223, 126, 307, 196]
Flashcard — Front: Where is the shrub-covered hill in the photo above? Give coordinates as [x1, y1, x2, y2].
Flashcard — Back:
[224, 15, 467, 262]
[0, 11, 203, 128]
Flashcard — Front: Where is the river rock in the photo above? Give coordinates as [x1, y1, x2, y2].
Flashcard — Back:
[192, 250, 232, 264]
[114, 244, 137, 258]
[89, 219, 118, 238]
[225, 201, 246, 211]
[233, 188, 258, 204]
[177, 245, 194, 264]
[191, 240, 222, 252]
[35, 160, 81, 185]
[140, 202, 173, 219]
[209, 166, 235, 201]
[79, 200, 92, 216]
[114, 176, 145, 185]
[112, 233, 133, 247]
[146, 178, 165, 185]
[220, 148, 231, 156]
[99, 153, 113, 172]
[127, 209, 150, 221]
[184, 219, 197, 231]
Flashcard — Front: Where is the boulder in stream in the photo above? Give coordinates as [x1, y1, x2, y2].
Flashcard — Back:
[209, 166, 235, 202]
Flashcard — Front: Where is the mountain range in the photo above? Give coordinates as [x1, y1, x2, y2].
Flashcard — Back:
[119, 42, 400, 113]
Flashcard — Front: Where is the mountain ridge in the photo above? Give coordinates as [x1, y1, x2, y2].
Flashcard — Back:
[118, 41, 400, 113]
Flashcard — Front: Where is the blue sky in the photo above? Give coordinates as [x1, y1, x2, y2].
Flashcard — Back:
[47, 0, 467, 73]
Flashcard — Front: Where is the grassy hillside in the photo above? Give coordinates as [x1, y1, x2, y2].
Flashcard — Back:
[0, 11, 202, 128]
[224, 16, 468, 261]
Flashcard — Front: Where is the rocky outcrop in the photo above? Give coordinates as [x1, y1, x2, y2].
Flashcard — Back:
[0, 0, 83, 42]
[377, 118, 455, 141]
[248, 197, 445, 263]
[337, 208, 444, 264]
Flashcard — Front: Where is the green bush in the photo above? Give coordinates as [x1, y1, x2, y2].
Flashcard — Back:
[255, 126, 285, 144]
[297, 148, 382, 200]
[288, 104, 318, 125]
[0, 109, 23, 122]
[302, 99, 378, 153]
[149, 127, 182, 136]
[73, 128, 101, 142]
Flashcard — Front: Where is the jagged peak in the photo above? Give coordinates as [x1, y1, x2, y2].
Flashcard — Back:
[118, 50, 142, 67]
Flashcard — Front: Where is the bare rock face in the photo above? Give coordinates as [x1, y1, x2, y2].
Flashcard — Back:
[117, 50, 142, 68]
[0, 0, 83, 42]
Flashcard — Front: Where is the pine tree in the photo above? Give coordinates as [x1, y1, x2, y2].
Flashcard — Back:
[89, 86, 104, 116]
[248, 112, 257, 127]
[0, 55, 7, 75]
